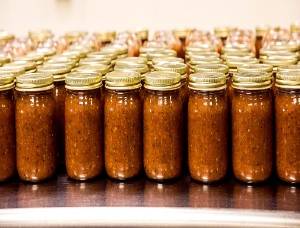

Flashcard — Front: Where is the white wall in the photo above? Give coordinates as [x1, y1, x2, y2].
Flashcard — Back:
[0, 0, 299, 35]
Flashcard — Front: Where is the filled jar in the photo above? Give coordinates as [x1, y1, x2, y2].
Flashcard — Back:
[143, 71, 183, 181]
[275, 68, 300, 184]
[15, 73, 56, 182]
[65, 72, 103, 180]
[0, 73, 16, 181]
[232, 71, 273, 183]
[188, 72, 228, 182]
[38, 65, 72, 167]
[104, 71, 143, 180]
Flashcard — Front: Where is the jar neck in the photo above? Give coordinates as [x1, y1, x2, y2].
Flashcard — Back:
[66, 88, 101, 95]
[190, 88, 226, 95]
[233, 88, 272, 95]
[276, 87, 300, 94]
[105, 88, 140, 94]
[16, 88, 53, 95]
[145, 88, 180, 95]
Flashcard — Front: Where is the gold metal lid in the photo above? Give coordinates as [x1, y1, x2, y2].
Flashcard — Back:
[65, 72, 102, 90]
[152, 56, 184, 65]
[193, 63, 229, 74]
[0, 65, 26, 77]
[45, 58, 77, 68]
[0, 55, 11, 65]
[222, 46, 251, 55]
[88, 51, 118, 60]
[141, 49, 177, 61]
[61, 50, 82, 61]
[189, 58, 222, 66]
[290, 22, 300, 33]
[238, 63, 273, 74]
[276, 69, 300, 89]
[255, 25, 268, 37]
[114, 62, 149, 75]
[15, 52, 44, 65]
[105, 70, 141, 90]
[8, 60, 37, 71]
[136, 29, 148, 40]
[101, 45, 128, 55]
[0, 72, 15, 91]
[262, 56, 298, 67]
[173, 28, 190, 39]
[116, 57, 148, 65]
[226, 58, 259, 69]
[74, 65, 110, 78]
[79, 57, 111, 66]
[189, 72, 227, 91]
[94, 31, 116, 43]
[214, 27, 229, 38]
[36, 48, 56, 57]
[186, 44, 216, 53]
[38, 65, 72, 81]
[186, 51, 219, 61]
[139, 47, 166, 54]
[144, 71, 181, 91]
[232, 72, 273, 90]
[16, 72, 54, 92]
[153, 62, 187, 77]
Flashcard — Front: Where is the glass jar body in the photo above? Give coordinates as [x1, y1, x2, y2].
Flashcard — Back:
[16, 89, 56, 182]
[188, 89, 228, 182]
[143, 88, 183, 180]
[65, 88, 103, 180]
[275, 88, 300, 184]
[0, 89, 15, 181]
[232, 88, 273, 183]
[104, 89, 142, 180]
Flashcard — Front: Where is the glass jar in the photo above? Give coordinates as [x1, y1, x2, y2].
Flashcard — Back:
[15, 73, 56, 182]
[188, 72, 228, 182]
[275, 70, 300, 184]
[38, 65, 72, 167]
[0, 73, 15, 181]
[232, 72, 273, 183]
[144, 71, 183, 180]
[65, 72, 103, 180]
[104, 71, 142, 180]
[255, 26, 268, 58]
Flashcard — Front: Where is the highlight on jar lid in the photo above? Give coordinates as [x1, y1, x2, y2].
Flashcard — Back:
[188, 72, 227, 91]
[140, 49, 177, 60]
[116, 56, 148, 65]
[14, 52, 44, 65]
[153, 62, 187, 77]
[60, 50, 82, 61]
[152, 56, 184, 65]
[221, 51, 255, 60]
[65, 72, 102, 90]
[261, 55, 298, 67]
[222, 46, 251, 55]
[105, 70, 141, 90]
[139, 46, 167, 54]
[185, 44, 216, 53]
[232, 71, 273, 90]
[278, 65, 300, 74]
[83, 54, 112, 62]
[93, 31, 116, 43]
[114, 62, 149, 75]
[68, 45, 92, 56]
[144, 71, 181, 91]
[79, 58, 111, 66]
[38, 64, 72, 81]
[266, 42, 300, 53]
[276, 69, 300, 89]
[0, 72, 15, 91]
[186, 51, 220, 61]
[45, 58, 77, 68]
[0, 65, 26, 77]
[290, 22, 300, 33]
[88, 50, 118, 60]
[193, 63, 229, 74]
[7, 60, 37, 72]
[189, 58, 222, 66]
[36, 48, 56, 57]
[74, 64, 110, 77]
[238, 63, 273, 74]
[101, 44, 128, 56]
[15, 72, 54, 92]
[226, 57, 259, 69]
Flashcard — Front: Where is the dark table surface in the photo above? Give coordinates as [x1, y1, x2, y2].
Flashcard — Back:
[0, 172, 299, 211]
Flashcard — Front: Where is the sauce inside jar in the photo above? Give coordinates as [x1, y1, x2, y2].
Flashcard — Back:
[38, 65, 72, 167]
[104, 71, 143, 180]
[0, 73, 15, 181]
[65, 72, 104, 181]
[143, 71, 183, 181]
[188, 72, 228, 182]
[231, 72, 273, 183]
[275, 70, 300, 184]
[15, 73, 56, 182]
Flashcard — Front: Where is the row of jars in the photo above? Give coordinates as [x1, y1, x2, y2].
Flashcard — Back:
[0, 65, 299, 184]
